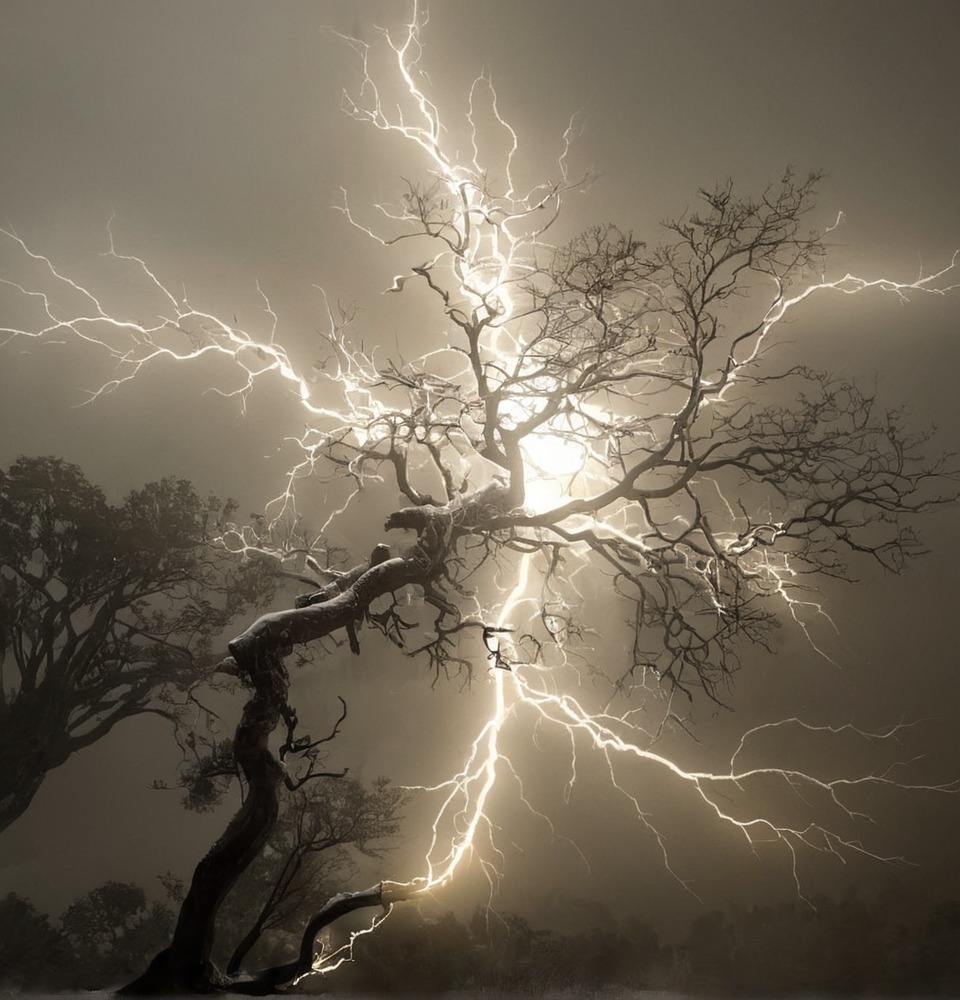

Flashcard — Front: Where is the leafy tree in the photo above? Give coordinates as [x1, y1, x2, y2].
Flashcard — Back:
[0, 455, 274, 833]
[621, 913, 661, 979]
[0, 892, 69, 990]
[685, 909, 733, 987]
[60, 881, 176, 988]
[350, 907, 476, 992]
[347, 906, 664, 993]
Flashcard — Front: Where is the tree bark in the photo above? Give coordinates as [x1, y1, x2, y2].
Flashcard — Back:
[119, 552, 431, 993]
[222, 881, 421, 995]
[119, 648, 287, 994]
[119, 492, 492, 994]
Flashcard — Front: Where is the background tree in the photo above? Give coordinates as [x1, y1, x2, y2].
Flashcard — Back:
[917, 900, 960, 993]
[0, 455, 275, 833]
[0, 892, 69, 991]
[219, 775, 406, 974]
[59, 881, 176, 989]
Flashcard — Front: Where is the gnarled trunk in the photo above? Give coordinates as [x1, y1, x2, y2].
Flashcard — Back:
[119, 648, 287, 994]
[120, 553, 438, 992]
[120, 491, 496, 994]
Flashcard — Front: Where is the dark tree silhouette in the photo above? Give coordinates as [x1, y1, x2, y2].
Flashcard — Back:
[0, 456, 274, 833]
[0, 892, 69, 991]
[220, 776, 406, 975]
[60, 882, 176, 988]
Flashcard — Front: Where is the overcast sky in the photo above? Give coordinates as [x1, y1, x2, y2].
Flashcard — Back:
[1, 0, 959, 940]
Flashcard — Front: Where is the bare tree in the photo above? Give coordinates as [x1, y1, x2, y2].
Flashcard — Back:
[1, 8, 957, 996]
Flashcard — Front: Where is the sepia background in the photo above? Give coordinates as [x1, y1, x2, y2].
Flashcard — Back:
[1, 0, 958, 964]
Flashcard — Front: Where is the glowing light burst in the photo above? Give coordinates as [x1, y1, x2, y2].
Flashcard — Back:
[2, 0, 958, 981]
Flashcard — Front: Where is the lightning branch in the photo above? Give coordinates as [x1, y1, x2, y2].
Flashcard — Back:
[2, 1, 958, 987]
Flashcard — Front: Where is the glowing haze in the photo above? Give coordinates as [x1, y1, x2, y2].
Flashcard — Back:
[2, 0, 959, 983]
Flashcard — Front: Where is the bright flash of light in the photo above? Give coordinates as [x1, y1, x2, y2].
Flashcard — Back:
[498, 398, 597, 512]
[2, 0, 958, 984]
[402, 553, 540, 898]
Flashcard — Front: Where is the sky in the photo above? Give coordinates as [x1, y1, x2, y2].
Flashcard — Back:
[1, 0, 959, 948]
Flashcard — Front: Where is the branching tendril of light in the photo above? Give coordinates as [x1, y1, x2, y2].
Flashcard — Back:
[2, 1, 958, 982]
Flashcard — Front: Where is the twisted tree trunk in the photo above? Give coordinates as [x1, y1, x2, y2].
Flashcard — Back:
[119, 495, 482, 993]
[119, 648, 288, 994]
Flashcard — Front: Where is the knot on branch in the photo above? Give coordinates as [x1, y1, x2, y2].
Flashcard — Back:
[384, 505, 438, 532]
[227, 634, 291, 704]
[386, 477, 516, 551]
[385, 504, 454, 570]
[451, 477, 517, 529]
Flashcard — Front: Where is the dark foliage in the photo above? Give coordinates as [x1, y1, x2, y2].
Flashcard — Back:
[0, 891, 70, 991]
[60, 881, 176, 989]
[3, 875, 958, 995]
[0, 884, 173, 992]
[0, 456, 276, 833]
[329, 885, 960, 995]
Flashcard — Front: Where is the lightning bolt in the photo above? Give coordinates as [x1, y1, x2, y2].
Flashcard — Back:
[2, 1, 957, 983]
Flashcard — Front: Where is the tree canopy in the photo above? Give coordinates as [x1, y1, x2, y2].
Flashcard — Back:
[0, 455, 274, 833]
